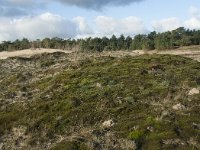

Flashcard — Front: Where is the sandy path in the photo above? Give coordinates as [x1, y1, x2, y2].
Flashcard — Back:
[0, 49, 72, 59]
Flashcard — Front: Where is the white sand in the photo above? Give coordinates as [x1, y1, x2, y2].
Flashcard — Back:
[0, 48, 200, 62]
[0, 48, 72, 59]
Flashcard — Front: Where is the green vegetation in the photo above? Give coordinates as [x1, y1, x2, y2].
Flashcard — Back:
[0, 27, 200, 52]
[129, 130, 144, 141]
[0, 54, 200, 149]
[51, 141, 89, 150]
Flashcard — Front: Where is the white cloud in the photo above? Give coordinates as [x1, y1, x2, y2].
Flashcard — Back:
[184, 18, 200, 29]
[1, 6, 200, 42]
[0, 14, 148, 42]
[184, 6, 200, 30]
[95, 16, 147, 37]
[73, 16, 93, 35]
[152, 6, 200, 32]
[0, 13, 93, 42]
[152, 18, 181, 32]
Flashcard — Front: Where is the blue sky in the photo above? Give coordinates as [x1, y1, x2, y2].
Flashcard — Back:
[48, 0, 195, 20]
[0, 0, 200, 41]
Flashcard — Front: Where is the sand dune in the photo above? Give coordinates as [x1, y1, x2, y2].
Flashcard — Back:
[0, 48, 72, 59]
[0, 47, 200, 62]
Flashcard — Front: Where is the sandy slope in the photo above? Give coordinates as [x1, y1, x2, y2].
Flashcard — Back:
[0, 47, 200, 62]
[0, 48, 72, 59]
[155, 45, 200, 62]
[156, 50, 200, 62]
[100, 49, 200, 62]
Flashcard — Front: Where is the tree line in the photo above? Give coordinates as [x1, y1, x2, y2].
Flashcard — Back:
[0, 27, 200, 52]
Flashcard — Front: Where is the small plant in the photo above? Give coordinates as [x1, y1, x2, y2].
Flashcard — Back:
[129, 130, 145, 149]
[129, 130, 144, 141]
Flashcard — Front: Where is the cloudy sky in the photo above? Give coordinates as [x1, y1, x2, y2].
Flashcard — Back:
[0, 0, 200, 42]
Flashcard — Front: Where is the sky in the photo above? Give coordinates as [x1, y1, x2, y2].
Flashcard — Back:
[0, 0, 200, 42]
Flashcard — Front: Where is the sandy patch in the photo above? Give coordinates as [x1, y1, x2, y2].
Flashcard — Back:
[0, 47, 200, 62]
[0, 48, 72, 59]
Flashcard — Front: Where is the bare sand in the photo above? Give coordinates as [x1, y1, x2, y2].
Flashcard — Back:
[0, 46, 200, 62]
[100, 49, 200, 62]
[156, 50, 200, 62]
[0, 48, 72, 60]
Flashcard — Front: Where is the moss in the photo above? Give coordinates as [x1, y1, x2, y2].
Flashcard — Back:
[129, 130, 144, 141]
[0, 54, 200, 148]
[129, 130, 146, 150]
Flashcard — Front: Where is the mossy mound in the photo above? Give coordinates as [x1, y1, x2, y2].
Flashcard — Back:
[0, 54, 200, 149]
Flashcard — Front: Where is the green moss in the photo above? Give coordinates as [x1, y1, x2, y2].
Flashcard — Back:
[1, 54, 200, 148]
[129, 130, 144, 141]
